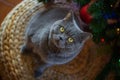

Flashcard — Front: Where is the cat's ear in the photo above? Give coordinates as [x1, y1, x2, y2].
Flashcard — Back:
[79, 32, 93, 43]
[63, 10, 73, 21]
[63, 10, 79, 22]
[63, 11, 84, 32]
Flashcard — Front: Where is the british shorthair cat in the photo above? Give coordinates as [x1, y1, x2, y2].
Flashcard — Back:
[21, 5, 92, 78]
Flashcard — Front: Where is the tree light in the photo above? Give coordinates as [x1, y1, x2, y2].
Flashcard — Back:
[117, 28, 120, 32]
[119, 59, 120, 63]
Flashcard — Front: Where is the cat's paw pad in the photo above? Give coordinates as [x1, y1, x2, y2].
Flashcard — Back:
[34, 70, 43, 78]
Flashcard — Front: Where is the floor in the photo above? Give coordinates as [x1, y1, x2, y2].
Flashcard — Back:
[0, 0, 22, 24]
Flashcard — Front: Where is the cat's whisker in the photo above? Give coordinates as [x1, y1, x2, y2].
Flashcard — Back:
[70, 33, 75, 37]
[66, 30, 71, 35]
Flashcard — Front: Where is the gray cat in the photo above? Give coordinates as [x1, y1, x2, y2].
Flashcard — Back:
[21, 6, 92, 78]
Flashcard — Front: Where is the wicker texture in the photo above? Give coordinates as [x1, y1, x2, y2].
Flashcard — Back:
[0, 0, 45, 80]
[0, 0, 111, 80]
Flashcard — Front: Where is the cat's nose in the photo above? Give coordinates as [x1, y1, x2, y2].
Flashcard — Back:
[59, 35, 65, 41]
[59, 36, 63, 40]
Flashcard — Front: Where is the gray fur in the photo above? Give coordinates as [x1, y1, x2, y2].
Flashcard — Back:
[21, 6, 92, 78]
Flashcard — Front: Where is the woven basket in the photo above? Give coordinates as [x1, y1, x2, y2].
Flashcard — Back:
[0, 0, 45, 80]
[0, 0, 111, 80]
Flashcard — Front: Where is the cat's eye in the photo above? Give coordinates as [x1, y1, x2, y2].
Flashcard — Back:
[60, 26, 65, 33]
[68, 37, 74, 43]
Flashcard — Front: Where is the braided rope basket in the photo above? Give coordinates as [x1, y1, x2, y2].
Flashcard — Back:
[0, 0, 112, 80]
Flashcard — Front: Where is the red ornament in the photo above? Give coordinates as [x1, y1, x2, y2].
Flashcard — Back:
[101, 38, 105, 43]
[80, 4, 93, 24]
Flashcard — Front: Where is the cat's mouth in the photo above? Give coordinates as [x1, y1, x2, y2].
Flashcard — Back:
[53, 38, 66, 49]
[48, 37, 60, 53]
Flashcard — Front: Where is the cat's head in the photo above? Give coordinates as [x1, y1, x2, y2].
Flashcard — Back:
[47, 11, 92, 64]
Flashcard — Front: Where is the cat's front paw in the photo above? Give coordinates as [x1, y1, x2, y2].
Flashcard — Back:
[20, 45, 26, 53]
[34, 69, 43, 78]
[20, 44, 31, 54]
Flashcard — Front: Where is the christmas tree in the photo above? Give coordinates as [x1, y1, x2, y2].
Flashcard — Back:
[38, 0, 120, 79]
[77, 0, 120, 79]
